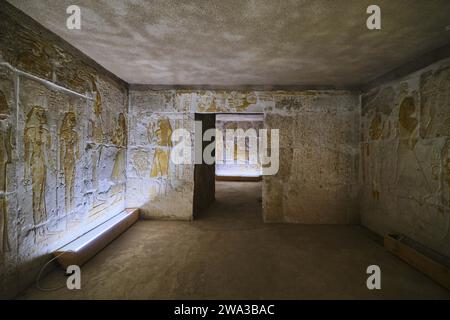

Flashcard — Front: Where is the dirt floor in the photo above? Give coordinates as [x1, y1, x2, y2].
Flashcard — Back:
[19, 181, 450, 299]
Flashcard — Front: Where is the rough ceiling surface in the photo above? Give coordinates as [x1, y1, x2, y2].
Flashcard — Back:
[6, 0, 450, 87]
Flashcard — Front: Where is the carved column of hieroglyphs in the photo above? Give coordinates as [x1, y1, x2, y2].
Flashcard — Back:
[24, 106, 51, 231]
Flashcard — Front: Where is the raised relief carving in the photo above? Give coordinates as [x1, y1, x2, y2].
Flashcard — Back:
[200, 94, 217, 112]
[197, 92, 257, 113]
[398, 96, 418, 150]
[1, 14, 94, 92]
[88, 76, 104, 189]
[11, 31, 54, 79]
[148, 117, 172, 178]
[420, 66, 450, 138]
[132, 150, 150, 177]
[229, 93, 257, 112]
[88, 77, 107, 217]
[368, 113, 383, 199]
[111, 113, 127, 181]
[394, 96, 432, 203]
[24, 106, 51, 229]
[59, 111, 79, 212]
[90, 77, 105, 145]
[0, 90, 12, 254]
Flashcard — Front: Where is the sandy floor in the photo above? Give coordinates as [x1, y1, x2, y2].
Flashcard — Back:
[19, 181, 450, 299]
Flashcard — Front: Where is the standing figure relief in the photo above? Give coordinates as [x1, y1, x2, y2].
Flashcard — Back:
[89, 76, 104, 144]
[111, 113, 127, 181]
[0, 90, 12, 254]
[87, 76, 104, 194]
[368, 113, 384, 200]
[60, 111, 79, 211]
[398, 97, 419, 150]
[148, 118, 172, 178]
[24, 106, 52, 227]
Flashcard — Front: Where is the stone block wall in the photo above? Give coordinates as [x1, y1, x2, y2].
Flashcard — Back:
[127, 89, 360, 224]
[126, 90, 195, 220]
[263, 92, 360, 223]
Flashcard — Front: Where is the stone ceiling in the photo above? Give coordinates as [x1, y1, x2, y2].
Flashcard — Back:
[7, 0, 450, 87]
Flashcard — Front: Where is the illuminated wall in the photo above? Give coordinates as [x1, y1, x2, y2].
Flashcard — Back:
[2, 0, 449, 301]
[215, 114, 264, 178]
[126, 89, 195, 220]
[127, 89, 360, 224]
[0, 5, 128, 298]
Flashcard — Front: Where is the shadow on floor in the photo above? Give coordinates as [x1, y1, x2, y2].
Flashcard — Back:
[18, 182, 450, 299]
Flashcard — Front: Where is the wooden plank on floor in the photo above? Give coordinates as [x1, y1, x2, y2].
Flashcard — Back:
[384, 234, 450, 290]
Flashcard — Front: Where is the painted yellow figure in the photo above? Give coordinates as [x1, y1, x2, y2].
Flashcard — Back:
[0, 90, 12, 254]
[235, 92, 256, 112]
[25, 106, 51, 226]
[60, 112, 79, 211]
[148, 118, 172, 177]
[111, 113, 127, 181]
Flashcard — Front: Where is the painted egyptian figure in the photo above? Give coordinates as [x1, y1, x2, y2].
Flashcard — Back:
[111, 113, 127, 181]
[398, 97, 418, 150]
[60, 111, 79, 211]
[88, 76, 104, 193]
[148, 118, 172, 178]
[395, 96, 431, 200]
[24, 106, 51, 226]
[90, 77, 104, 144]
[0, 90, 12, 254]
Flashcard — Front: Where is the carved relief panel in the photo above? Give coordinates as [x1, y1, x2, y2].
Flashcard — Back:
[0, 66, 16, 257]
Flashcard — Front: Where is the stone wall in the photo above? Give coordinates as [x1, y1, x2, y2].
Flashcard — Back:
[127, 89, 360, 224]
[360, 58, 450, 257]
[126, 90, 275, 220]
[126, 90, 195, 220]
[5, 0, 449, 299]
[0, 5, 128, 298]
[215, 114, 264, 177]
[263, 92, 360, 223]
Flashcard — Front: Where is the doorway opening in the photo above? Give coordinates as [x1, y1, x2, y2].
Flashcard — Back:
[193, 113, 264, 220]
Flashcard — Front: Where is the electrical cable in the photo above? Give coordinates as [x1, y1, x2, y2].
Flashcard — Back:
[35, 251, 73, 292]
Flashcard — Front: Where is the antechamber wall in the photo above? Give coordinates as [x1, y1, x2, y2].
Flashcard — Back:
[1, 3, 449, 300]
